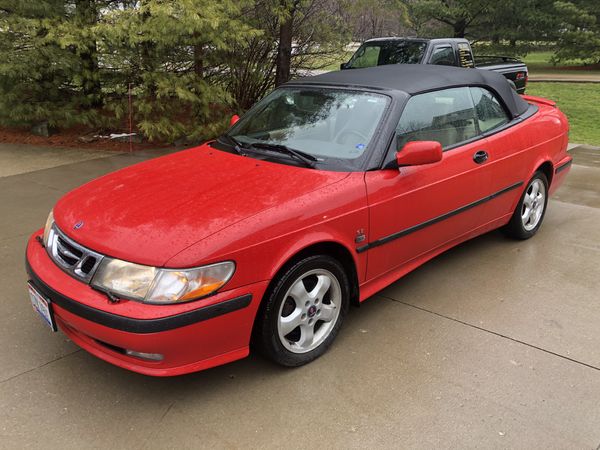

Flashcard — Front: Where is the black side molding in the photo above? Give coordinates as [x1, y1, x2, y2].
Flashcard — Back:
[555, 159, 572, 174]
[25, 260, 251, 334]
[357, 181, 524, 253]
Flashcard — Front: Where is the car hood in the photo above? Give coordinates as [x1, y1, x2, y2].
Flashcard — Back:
[54, 145, 349, 267]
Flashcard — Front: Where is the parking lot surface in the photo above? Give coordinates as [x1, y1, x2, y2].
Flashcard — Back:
[1, 143, 599, 449]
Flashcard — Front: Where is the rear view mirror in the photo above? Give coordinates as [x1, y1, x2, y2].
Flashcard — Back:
[395, 141, 443, 167]
[229, 114, 240, 126]
[340, 62, 348, 70]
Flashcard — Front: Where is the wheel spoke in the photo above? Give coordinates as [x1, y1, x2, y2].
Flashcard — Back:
[309, 274, 331, 300]
[297, 324, 315, 348]
[288, 280, 310, 304]
[527, 208, 536, 226]
[319, 303, 337, 322]
[280, 308, 302, 336]
[530, 182, 539, 198]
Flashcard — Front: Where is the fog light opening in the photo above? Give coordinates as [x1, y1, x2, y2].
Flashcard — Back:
[125, 349, 164, 362]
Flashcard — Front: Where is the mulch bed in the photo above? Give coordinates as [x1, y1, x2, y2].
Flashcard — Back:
[0, 125, 172, 152]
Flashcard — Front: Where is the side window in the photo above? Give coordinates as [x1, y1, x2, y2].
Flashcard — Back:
[430, 46, 457, 66]
[396, 87, 478, 149]
[350, 45, 380, 68]
[469, 87, 509, 133]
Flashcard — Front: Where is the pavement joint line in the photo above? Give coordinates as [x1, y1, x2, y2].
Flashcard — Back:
[0, 154, 119, 180]
[0, 150, 171, 181]
[0, 349, 81, 385]
[378, 294, 600, 373]
[27, 179, 65, 192]
[160, 401, 176, 422]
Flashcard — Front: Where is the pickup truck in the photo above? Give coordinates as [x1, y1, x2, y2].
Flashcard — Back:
[341, 37, 528, 93]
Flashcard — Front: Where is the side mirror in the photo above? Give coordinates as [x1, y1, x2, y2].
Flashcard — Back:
[340, 62, 348, 70]
[229, 114, 240, 127]
[395, 141, 443, 167]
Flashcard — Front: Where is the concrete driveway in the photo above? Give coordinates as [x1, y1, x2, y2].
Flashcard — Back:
[1, 143, 599, 449]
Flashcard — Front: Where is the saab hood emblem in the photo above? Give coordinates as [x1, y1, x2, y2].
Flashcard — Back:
[73, 221, 84, 230]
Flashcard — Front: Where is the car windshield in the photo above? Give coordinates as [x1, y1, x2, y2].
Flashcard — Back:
[227, 88, 390, 168]
[346, 41, 427, 68]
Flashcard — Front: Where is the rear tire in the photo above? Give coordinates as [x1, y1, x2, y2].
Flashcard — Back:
[255, 255, 350, 367]
[504, 171, 548, 240]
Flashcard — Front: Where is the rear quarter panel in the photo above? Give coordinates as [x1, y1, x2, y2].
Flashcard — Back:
[482, 102, 569, 219]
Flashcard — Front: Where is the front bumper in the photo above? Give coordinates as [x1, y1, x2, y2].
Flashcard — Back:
[26, 232, 268, 376]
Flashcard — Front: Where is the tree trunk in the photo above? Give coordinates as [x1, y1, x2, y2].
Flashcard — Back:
[140, 8, 156, 98]
[453, 19, 467, 38]
[193, 43, 204, 78]
[275, 2, 297, 86]
[75, 0, 102, 108]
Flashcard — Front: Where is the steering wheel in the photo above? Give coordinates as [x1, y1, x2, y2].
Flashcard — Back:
[334, 128, 369, 145]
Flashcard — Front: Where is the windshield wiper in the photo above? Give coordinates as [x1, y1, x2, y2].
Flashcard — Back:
[219, 134, 245, 155]
[249, 142, 317, 168]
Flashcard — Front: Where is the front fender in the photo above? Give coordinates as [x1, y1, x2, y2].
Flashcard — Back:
[166, 172, 369, 292]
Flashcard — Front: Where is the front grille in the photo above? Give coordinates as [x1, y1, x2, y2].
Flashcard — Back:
[46, 224, 104, 283]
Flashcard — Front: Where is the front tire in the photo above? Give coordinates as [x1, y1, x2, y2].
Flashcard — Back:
[504, 171, 548, 239]
[255, 255, 350, 367]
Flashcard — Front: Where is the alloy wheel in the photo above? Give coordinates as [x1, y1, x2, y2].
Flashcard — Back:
[521, 178, 546, 231]
[277, 269, 342, 354]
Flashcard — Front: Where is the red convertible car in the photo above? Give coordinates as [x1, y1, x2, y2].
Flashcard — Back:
[25, 65, 571, 376]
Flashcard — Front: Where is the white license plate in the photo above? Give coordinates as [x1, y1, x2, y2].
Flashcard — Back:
[28, 283, 57, 332]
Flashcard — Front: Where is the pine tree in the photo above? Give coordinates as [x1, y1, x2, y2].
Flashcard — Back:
[554, 0, 600, 64]
[96, 0, 257, 141]
[0, 0, 258, 141]
[0, 1, 83, 127]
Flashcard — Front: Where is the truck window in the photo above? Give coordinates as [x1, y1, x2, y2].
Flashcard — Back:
[429, 46, 457, 66]
[349, 45, 381, 68]
[347, 41, 427, 68]
[469, 87, 509, 133]
[457, 43, 475, 68]
[396, 87, 478, 149]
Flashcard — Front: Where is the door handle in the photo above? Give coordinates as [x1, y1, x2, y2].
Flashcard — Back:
[473, 150, 488, 164]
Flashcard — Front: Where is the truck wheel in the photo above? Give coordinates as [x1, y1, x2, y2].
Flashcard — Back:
[504, 172, 548, 240]
[255, 255, 350, 367]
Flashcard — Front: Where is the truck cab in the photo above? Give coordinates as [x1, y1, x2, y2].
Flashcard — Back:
[341, 37, 528, 94]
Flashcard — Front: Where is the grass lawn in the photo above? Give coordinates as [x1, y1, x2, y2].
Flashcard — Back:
[309, 51, 354, 72]
[525, 82, 600, 146]
[523, 51, 600, 75]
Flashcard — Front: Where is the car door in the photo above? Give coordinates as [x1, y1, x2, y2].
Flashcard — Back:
[363, 87, 491, 280]
[468, 86, 529, 222]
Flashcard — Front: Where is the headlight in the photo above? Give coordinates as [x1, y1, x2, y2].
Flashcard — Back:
[92, 259, 157, 300]
[42, 210, 54, 247]
[91, 259, 235, 304]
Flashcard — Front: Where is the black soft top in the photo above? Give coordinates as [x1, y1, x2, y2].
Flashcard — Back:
[289, 64, 529, 118]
